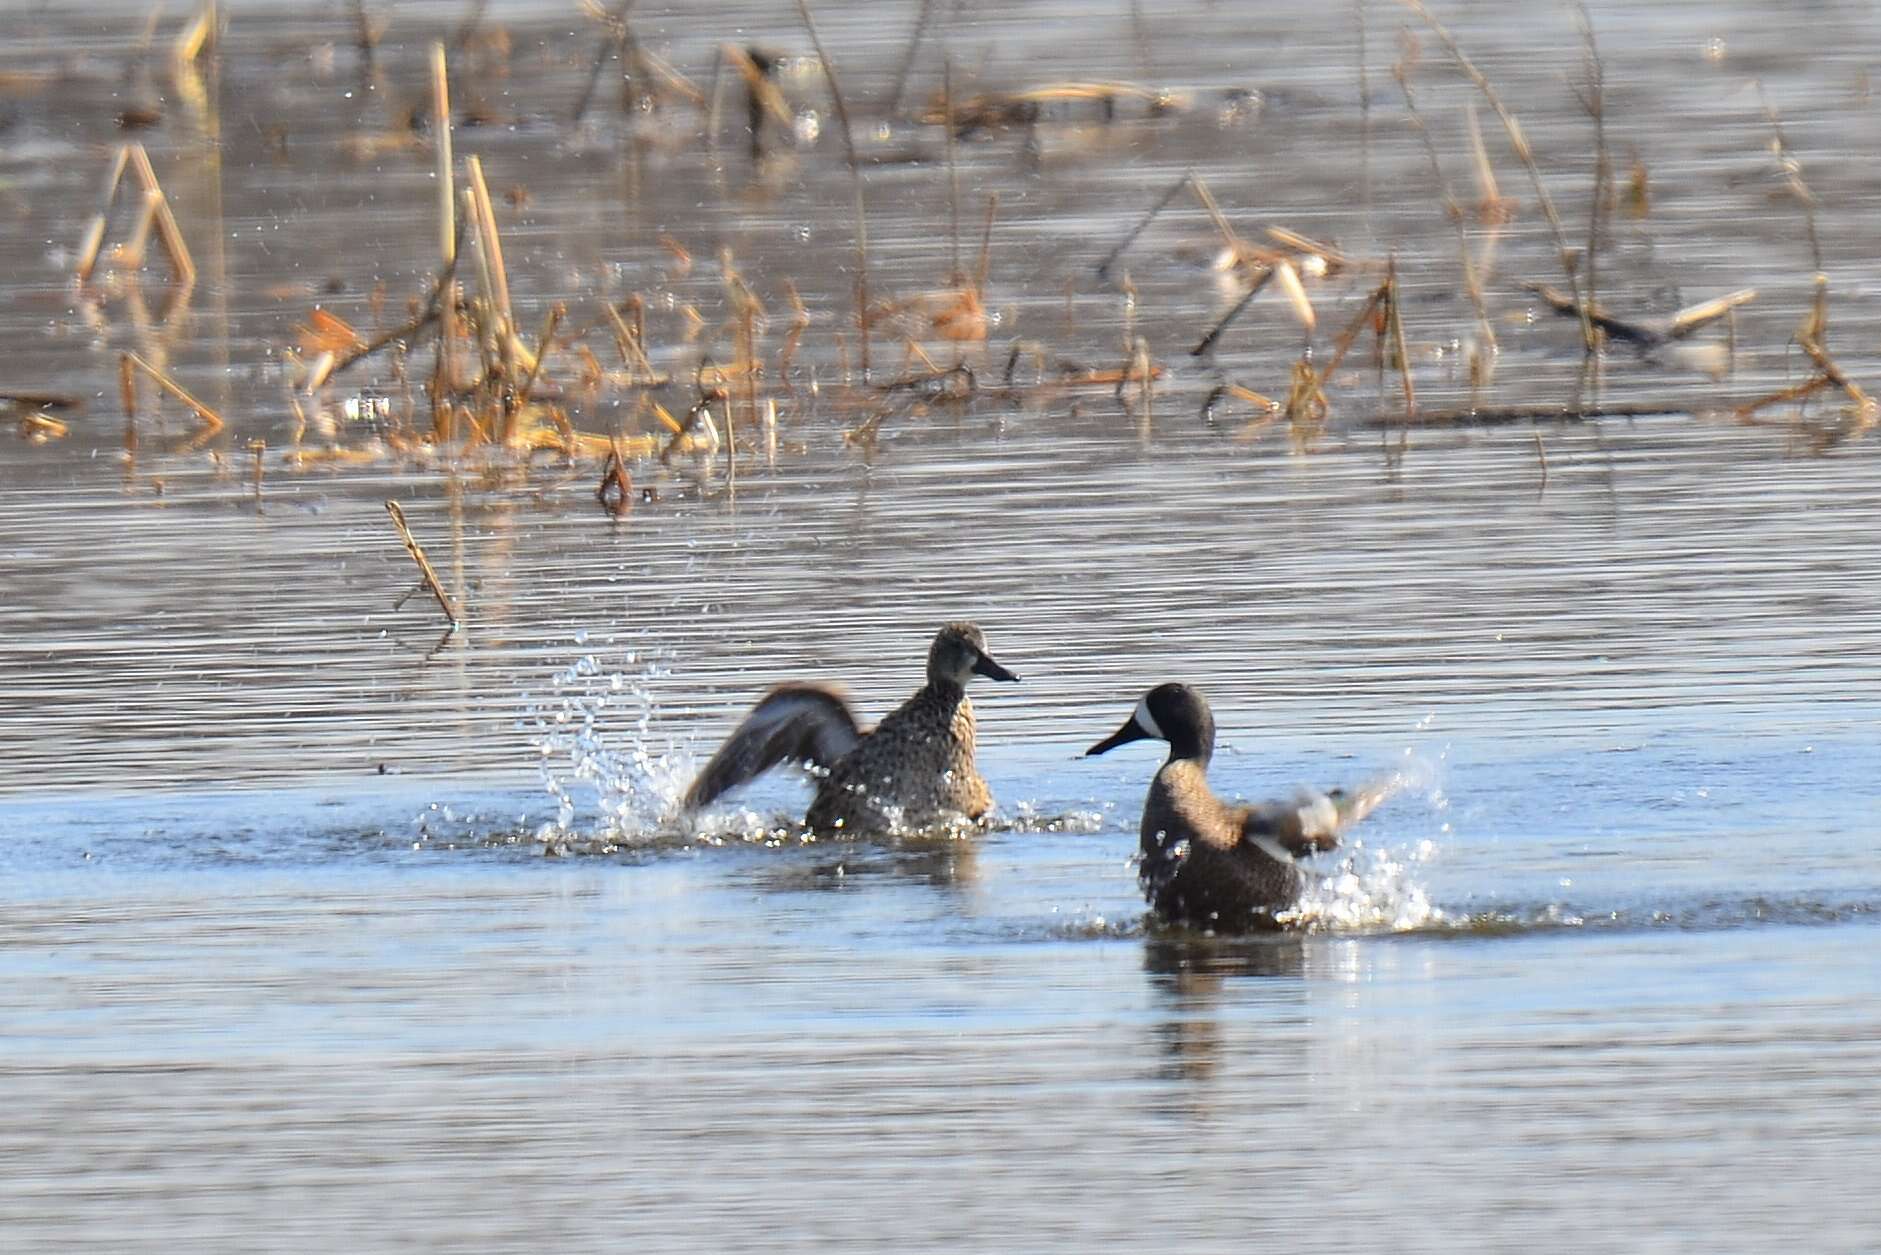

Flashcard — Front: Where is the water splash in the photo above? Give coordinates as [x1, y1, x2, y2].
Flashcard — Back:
[1000, 801, 1112, 835]
[528, 643, 694, 851]
[1283, 837, 1445, 931]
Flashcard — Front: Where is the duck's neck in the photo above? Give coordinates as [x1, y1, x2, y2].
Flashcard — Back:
[922, 676, 968, 707]
[1164, 721, 1214, 768]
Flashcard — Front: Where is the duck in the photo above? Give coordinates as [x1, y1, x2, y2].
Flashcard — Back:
[1085, 682, 1393, 930]
[684, 621, 1019, 835]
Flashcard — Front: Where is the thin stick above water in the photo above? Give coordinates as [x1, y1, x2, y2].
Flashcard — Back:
[1400, 0, 1595, 354]
[796, 0, 872, 379]
[386, 500, 462, 626]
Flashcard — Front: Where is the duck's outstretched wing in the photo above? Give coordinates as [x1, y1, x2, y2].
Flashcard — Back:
[1237, 772, 1402, 856]
[683, 683, 863, 811]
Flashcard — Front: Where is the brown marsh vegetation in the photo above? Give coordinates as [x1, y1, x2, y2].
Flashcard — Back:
[5, 1, 1878, 620]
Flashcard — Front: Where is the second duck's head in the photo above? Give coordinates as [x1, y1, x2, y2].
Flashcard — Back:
[1085, 682, 1216, 764]
[930, 621, 1020, 688]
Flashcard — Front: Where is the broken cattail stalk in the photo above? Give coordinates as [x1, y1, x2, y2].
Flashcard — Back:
[385, 500, 461, 626]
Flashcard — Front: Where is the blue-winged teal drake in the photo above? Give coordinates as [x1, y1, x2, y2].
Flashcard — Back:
[684, 622, 1019, 835]
[1086, 682, 1393, 930]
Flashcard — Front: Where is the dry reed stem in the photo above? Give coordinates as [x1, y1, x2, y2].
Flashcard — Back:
[74, 213, 114, 285]
[778, 280, 810, 377]
[121, 351, 223, 434]
[945, 57, 961, 284]
[1732, 375, 1833, 424]
[1363, 399, 1692, 428]
[464, 157, 512, 327]
[512, 302, 564, 421]
[1193, 269, 1273, 357]
[1463, 103, 1511, 220]
[126, 145, 196, 287]
[430, 44, 455, 267]
[1399, 0, 1595, 353]
[572, 1, 630, 123]
[173, 0, 216, 64]
[1096, 170, 1189, 281]
[1274, 261, 1315, 333]
[1385, 260, 1415, 414]
[1524, 282, 1757, 347]
[1396, 49, 1496, 353]
[796, 0, 872, 378]
[385, 500, 462, 625]
[1757, 85, 1822, 274]
[974, 192, 999, 295]
[327, 216, 465, 380]
[76, 144, 196, 286]
[432, 63, 461, 439]
[1572, 4, 1608, 348]
[886, 0, 937, 117]
[720, 44, 794, 130]
[603, 303, 664, 383]
[1666, 289, 1758, 338]
[596, 438, 633, 515]
[1321, 282, 1391, 381]
[15, 412, 69, 441]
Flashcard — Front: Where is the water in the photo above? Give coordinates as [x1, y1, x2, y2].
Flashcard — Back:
[4, 2, 1881, 1250]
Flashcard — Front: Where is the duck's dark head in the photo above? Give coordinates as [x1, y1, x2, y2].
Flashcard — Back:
[929, 621, 1020, 689]
[1084, 682, 1216, 764]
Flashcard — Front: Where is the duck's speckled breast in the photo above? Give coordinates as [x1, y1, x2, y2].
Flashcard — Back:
[805, 690, 988, 833]
[1139, 760, 1305, 927]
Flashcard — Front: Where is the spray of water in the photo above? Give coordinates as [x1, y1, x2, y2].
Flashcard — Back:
[528, 640, 695, 850]
[1281, 750, 1451, 932]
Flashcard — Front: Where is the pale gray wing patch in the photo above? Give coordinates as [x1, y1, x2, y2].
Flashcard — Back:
[1236, 772, 1403, 855]
[683, 683, 863, 811]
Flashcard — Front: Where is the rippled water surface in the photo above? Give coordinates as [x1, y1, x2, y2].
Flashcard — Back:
[4, 1, 1881, 1251]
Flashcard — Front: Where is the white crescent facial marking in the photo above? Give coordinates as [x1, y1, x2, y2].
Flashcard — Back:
[1133, 695, 1163, 740]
